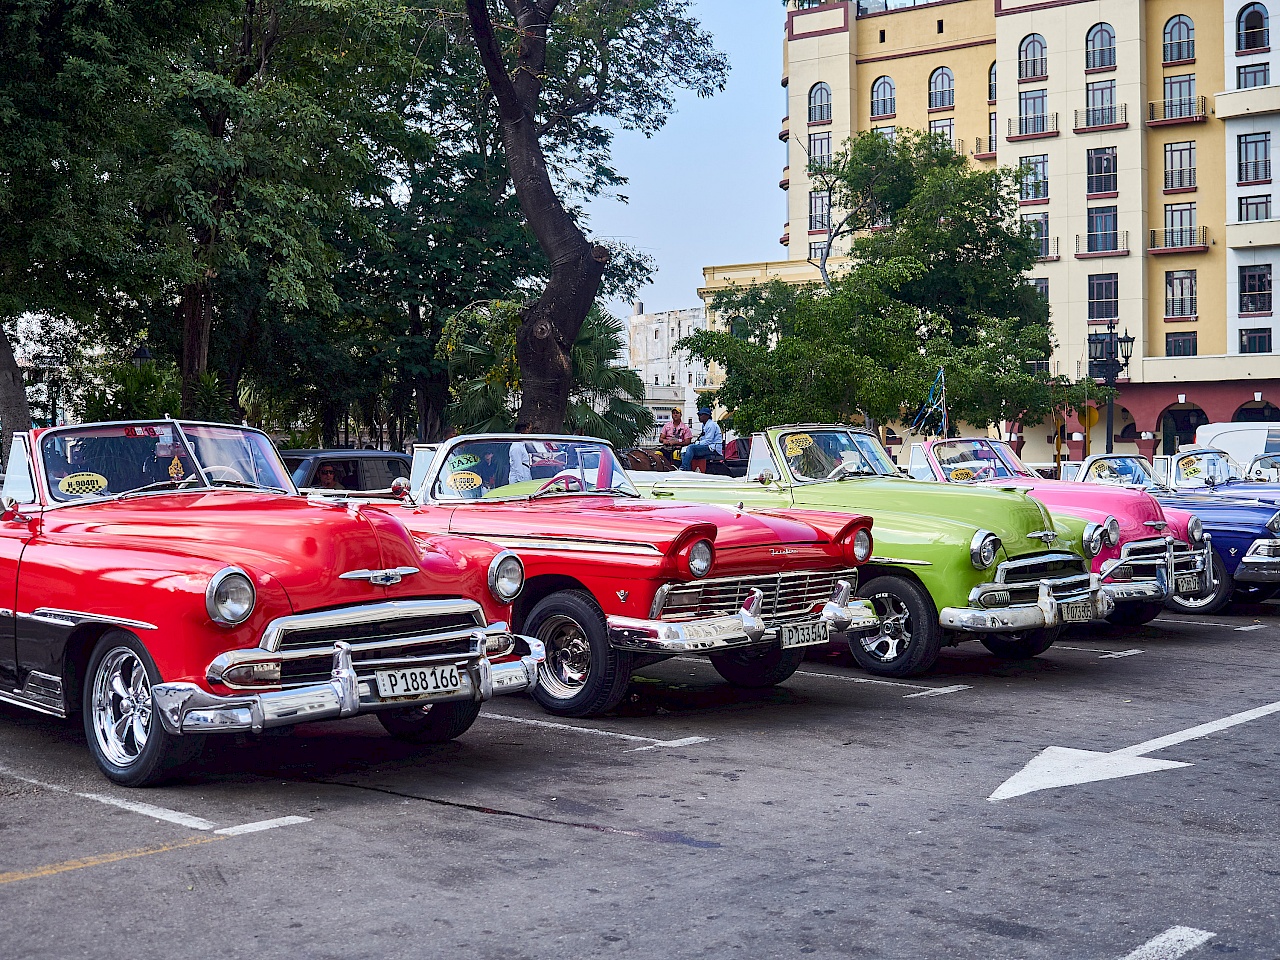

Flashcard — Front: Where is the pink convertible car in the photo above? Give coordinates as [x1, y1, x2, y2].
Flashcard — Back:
[908, 438, 1212, 626]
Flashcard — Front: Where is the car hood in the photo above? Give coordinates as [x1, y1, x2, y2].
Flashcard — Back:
[1150, 490, 1280, 533]
[1183, 481, 1280, 505]
[38, 492, 451, 614]
[1003, 478, 1174, 543]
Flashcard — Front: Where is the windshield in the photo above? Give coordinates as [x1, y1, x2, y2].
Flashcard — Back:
[779, 430, 897, 482]
[39, 422, 294, 503]
[1175, 450, 1245, 487]
[1083, 456, 1157, 487]
[1249, 454, 1280, 481]
[429, 439, 639, 501]
[931, 439, 1030, 481]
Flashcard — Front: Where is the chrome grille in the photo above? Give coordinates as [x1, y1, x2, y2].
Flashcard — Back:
[1172, 541, 1206, 575]
[655, 569, 856, 621]
[1121, 539, 1169, 564]
[995, 552, 1091, 604]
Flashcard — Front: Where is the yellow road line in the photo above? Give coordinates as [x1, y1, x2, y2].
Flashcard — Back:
[0, 835, 223, 885]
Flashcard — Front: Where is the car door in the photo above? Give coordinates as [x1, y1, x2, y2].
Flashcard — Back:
[360, 457, 409, 491]
[0, 437, 39, 690]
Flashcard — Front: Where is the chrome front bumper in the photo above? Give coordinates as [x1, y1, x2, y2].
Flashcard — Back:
[1234, 539, 1280, 582]
[940, 576, 1113, 633]
[1098, 537, 1213, 604]
[607, 579, 879, 654]
[152, 637, 544, 735]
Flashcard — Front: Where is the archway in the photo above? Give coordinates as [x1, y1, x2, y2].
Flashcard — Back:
[1232, 400, 1280, 422]
[1158, 403, 1210, 453]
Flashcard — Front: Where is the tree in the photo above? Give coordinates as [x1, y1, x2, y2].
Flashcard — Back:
[461, 0, 727, 432]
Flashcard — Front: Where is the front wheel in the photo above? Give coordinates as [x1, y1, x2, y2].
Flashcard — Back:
[1105, 600, 1165, 627]
[853, 576, 942, 677]
[980, 626, 1061, 660]
[527, 591, 632, 717]
[1165, 550, 1233, 615]
[709, 644, 804, 687]
[82, 630, 204, 787]
[378, 700, 482, 743]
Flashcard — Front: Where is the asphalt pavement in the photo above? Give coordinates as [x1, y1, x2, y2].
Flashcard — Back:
[1, 609, 1278, 960]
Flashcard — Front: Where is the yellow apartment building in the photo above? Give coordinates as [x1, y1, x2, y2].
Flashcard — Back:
[703, 0, 1278, 463]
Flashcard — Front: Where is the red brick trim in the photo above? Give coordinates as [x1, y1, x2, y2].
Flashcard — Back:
[1163, 315, 1198, 323]
[856, 37, 994, 64]
[974, 151, 997, 160]
[1150, 244, 1209, 255]
[808, 229, 829, 236]
[1019, 74, 1048, 84]
[1164, 186, 1198, 195]
[1163, 57, 1196, 67]
[1087, 191, 1119, 200]
[787, 3, 849, 41]
[1076, 249, 1130, 259]
[1085, 65, 1117, 74]
[1238, 178, 1273, 186]
[1074, 121, 1129, 133]
[1007, 130, 1059, 141]
[1236, 46, 1270, 56]
[870, 112, 897, 121]
[928, 104, 955, 114]
[1019, 197, 1050, 206]
[1146, 115, 1207, 127]
[807, 118, 833, 128]
[1240, 311, 1275, 318]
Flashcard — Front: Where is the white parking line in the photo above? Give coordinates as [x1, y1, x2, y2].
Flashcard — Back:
[1057, 645, 1145, 659]
[1119, 925, 1214, 960]
[903, 684, 973, 699]
[215, 816, 312, 836]
[1153, 618, 1236, 628]
[1235, 623, 1265, 632]
[481, 712, 712, 750]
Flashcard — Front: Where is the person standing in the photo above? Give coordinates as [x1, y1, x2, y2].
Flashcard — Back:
[658, 407, 693, 463]
[681, 407, 724, 471]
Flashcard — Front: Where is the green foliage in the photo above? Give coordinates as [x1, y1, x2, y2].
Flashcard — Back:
[77, 363, 182, 422]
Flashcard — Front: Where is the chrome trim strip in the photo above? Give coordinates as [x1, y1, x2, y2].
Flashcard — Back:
[28, 608, 159, 631]
[469, 535, 663, 556]
[337, 566, 420, 586]
[869, 556, 932, 567]
[256, 599, 486, 653]
[0, 687, 67, 719]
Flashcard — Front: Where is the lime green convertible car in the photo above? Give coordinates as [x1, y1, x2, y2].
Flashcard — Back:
[636, 425, 1112, 677]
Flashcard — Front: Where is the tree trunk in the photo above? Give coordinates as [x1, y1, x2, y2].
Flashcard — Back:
[180, 279, 213, 415]
[465, 0, 609, 433]
[0, 326, 31, 468]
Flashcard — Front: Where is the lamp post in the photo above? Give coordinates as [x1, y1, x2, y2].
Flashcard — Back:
[130, 345, 153, 368]
[1087, 319, 1135, 453]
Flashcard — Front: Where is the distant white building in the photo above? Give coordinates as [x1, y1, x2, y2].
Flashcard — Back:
[627, 303, 711, 441]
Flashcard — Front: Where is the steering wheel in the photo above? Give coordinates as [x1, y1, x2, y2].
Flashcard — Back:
[536, 474, 586, 494]
[204, 465, 247, 483]
[971, 464, 997, 481]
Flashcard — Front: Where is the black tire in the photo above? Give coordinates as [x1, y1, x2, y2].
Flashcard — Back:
[980, 625, 1061, 659]
[709, 644, 804, 687]
[1105, 600, 1165, 627]
[852, 576, 943, 677]
[377, 700, 482, 743]
[82, 630, 204, 787]
[1165, 550, 1233, 615]
[527, 591, 632, 717]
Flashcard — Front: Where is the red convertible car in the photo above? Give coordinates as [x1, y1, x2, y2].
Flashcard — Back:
[0, 420, 543, 786]
[366, 435, 879, 717]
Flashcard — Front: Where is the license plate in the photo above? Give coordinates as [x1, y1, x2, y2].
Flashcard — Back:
[780, 620, 830, 649]
[1176, 573, 1202, 594]
[1060, 599, 1093, 623]
[375, 664, 465, 700]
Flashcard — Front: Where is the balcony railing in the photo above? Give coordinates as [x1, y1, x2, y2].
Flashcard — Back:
[1239, 159, 1272, 183]
[1021, 180, 1049, 201]
[1242, 292, 1274, 313]
[1150, 225, 1209, 250]
[1087, 173, 1118, 194]
[1036, 236, 1060, 260]
[1238, 27, 1270, 52]
[1163, 39, 1195, 63]
[1077, 230, 1129, 254]
[973, 136, 996, 156]
[1075, 103, 1127, 129]
[1165, 167, 1197, 190]
[1166, 296, 1198, 317]
[1087, 300, 1119, 321]
[871, 97, 896, 118]
[1148, 96, 1207, 123]
[808, 103, 831, 123]
[1010, 113, 1058, 137]
[1018, 57, 1047, 80]
[1086, 46, 1116, 70]
[928, 89, 955, 109]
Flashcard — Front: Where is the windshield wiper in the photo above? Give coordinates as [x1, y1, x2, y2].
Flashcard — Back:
[209, 478, 289, 494]
[111, 478, 203, 501]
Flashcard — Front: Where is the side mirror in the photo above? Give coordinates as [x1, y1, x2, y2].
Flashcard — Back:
[390, 477, 413, 501]
[1, 495, 19, 522]
[757, 470, 776, 484]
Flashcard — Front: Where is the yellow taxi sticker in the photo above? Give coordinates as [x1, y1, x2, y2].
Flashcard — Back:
[58, 472, 108, 496]
[446, 471, 482, 492]
[784, 434, 814, 457]
[1180, 458, 1201, 477]
[949, 468, 975, 482]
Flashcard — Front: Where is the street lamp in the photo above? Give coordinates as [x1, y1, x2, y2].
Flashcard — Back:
[1087, 319, 1135, 453]
[131, 345, 153, 368]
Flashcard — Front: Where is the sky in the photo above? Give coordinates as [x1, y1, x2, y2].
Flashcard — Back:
[585, 1, 785, 318]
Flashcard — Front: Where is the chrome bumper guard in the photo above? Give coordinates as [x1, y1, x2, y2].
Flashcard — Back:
[153, 634, 544, 736]
[941, 575, 1113, 633]
[1234, 539, 1280, 582]
[608, 579, 879, 654]
[1097, 537, 1213, 604]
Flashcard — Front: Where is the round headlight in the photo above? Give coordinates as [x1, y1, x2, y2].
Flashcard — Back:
[1104, 516, 1121, 547]
[488, 551, 525, 603]
[1187, 515, 1204, 543]
[206, 568, 256, 626]
[688, 539, 714, 578]
[1083, 523, 1105, 558]
[970, 530, 1001, 569]
[852, 528, 873, 563]
[1268, 511, 1280, 534]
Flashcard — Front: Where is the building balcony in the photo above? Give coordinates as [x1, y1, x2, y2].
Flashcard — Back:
[1166, 297, 1198, 320]
[1237, 27, 1270, 54]
[1074, 103, 1128, 132]
[1018, 57, 1047, 81]
[1147, 96, 1208, 125]
[871, 98, 895, 120]
[1085, 46, 1116, 71]
[1239, 159, 1272, 184]
[780, 117, 790, 142]
[1008, 113, 1059, 141]
[972, 136, 997, 159]
[1149, 226, 1210, 253]
[780, 168, 790, 190]
[1086, 174, 1118, 197]
[1227, 218, 1280, 249]
[1036, 237, 1060, 262]
[780, 223, 790, 246]
[1163, 40, 1195, 65]
[1216, 85, 1280, 120]
[928, 90, 955, 110]
[1019, 181, 1049, 204]
[1242, 292, 1274, 314]
[1076, 231, 1129, 258]
[1164, 167, 1197, 192]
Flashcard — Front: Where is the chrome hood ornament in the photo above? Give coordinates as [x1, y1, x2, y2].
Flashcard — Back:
[339, 566, 420, 587]
[1026, 530, 1058, 545]
[1144, 520, 1168, 530]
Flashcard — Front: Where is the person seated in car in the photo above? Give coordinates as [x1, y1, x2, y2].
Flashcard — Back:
[314, 464, 345, 489]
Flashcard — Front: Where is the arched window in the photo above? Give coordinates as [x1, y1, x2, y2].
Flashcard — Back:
[988, 61, 997, 102]
[928, 67, 954, 109]
[871, 76, 895, 118]
[1019, 34, 1047, 79]
[808, 82, 832, 123]
[1237, 3, 1269, 51]
[1086, 23, 1116, 70]
[1163, 15, 1194, 63]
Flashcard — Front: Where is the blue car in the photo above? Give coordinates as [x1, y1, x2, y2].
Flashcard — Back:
[1152, 447, 1280, 505]
[1075, 453, 1280, 614]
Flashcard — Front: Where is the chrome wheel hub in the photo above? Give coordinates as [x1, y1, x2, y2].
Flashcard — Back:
[91, 647, 153, 768]
[862, 595, 912, 662]
[538, 615, 592, 699]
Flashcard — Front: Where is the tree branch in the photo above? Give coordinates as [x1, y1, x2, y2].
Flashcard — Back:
[465, 0, 523, 122]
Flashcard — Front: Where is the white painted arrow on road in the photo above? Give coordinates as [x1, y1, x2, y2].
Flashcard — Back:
[990, 699, 1280, 801]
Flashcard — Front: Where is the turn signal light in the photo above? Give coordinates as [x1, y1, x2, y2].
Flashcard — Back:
[222, 661, 281, 686]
